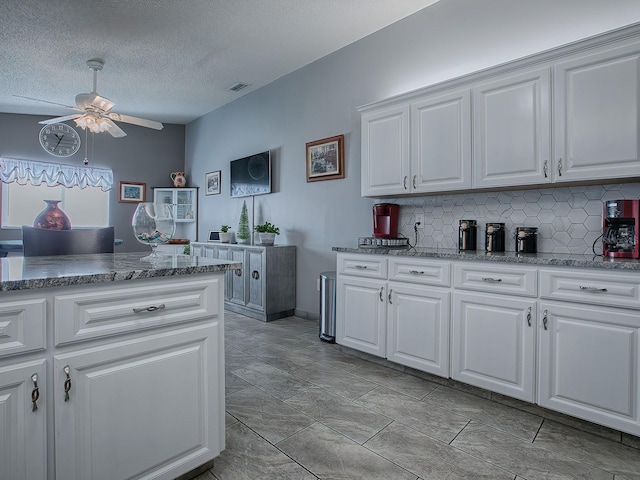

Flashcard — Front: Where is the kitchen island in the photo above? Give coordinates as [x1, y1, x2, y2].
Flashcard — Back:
[332, 246, 640, 438]
[0, 252, 242, 480]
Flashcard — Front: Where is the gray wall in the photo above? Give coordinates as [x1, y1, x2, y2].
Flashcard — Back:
[0, 113, 185, 250]
[185, 0, 640, 318]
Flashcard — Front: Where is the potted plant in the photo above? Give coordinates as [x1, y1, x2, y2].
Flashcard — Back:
[254, 221, 280, 246]
[236, 200, 251, 244]
[219, 225, 231, 243]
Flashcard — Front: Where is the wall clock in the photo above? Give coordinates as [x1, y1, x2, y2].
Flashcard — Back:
[39, 124, 81, 157]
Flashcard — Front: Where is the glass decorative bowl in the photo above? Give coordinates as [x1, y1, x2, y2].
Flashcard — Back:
[132, 202, 176, 261]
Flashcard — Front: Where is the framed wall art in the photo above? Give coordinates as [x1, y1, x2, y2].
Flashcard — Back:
[205, 170, 221, 195]
[118, 181, 146, 203]
[306, 134, 345, 182]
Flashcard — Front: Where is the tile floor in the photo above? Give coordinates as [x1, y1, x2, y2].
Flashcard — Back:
[196, 312, 640, 480]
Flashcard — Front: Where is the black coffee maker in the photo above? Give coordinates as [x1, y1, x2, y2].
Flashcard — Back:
[603, 199, 639, 258]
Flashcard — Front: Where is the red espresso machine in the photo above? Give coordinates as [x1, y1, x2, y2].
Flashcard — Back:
[603, 199, 640, 258]
[373, 203, 400, 238]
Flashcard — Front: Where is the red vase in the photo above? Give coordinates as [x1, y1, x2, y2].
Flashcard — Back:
[33, 200, 72, 230]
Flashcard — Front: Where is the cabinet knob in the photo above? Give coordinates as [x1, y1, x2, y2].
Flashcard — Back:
[557, 158, 563, 176]
[388, 289, 393, 304]
[543, 160, 548, 178]
[234, 268, 242, 276]
[252, 270, 260, 280]
[379, 287, 384, 302]
[412, 175, 417, 189]
[31, 373, 40, 412]
[543, 310, 548, 331]
[526, 306, 532, 327]
[403, 176, 408, 190]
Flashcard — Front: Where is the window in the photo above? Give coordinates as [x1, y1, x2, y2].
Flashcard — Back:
[0, 157, 113, 229]
[1, 182, 110, 228]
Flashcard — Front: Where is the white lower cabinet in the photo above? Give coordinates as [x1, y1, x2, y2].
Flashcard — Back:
[0, 273, 226, 480]
[336, 253, 640, 436]
[387, 283, 450, 376]
[336, 254, 451, 377]
[336, 275, 387, 357]
[452, 292, 536, 402]
[54, 323, 222, 480]
[0, 359, 47, 480]
[538, 301, 640, 436]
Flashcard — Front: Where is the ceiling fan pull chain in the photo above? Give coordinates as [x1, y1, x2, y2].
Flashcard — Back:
[83, 128, 89, 165]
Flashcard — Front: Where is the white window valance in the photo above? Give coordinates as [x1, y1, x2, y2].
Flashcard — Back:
[0, 157, 113, 191]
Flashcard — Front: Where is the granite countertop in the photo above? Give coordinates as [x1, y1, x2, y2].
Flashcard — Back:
[0, 252, 242, 292]
[332, 246, 640, 270]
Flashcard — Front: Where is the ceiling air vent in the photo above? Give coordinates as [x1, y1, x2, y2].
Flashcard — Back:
[229, 82, 250, 92]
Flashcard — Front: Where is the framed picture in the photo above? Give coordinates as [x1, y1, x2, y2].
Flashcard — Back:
[306, 134, 345, 182]
[205, 170, 221, 195]
[118, 181, 146, 203]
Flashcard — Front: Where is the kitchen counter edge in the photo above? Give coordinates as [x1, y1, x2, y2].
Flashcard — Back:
[0, 252, 242, 292]
[332, 246, 640, 270]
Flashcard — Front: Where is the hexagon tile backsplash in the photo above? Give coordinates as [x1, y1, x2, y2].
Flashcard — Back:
[392, 182, 640, 255]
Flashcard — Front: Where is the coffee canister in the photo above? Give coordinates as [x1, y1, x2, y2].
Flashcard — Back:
[485, 222, 505, 252]
[459, 220, 477, 251]
[515, 227, 538, 254]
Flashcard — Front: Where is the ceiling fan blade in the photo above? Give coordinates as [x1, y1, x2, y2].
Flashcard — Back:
[75, 92, 115, 112]
[106, 112, 164, 130]
[38, 114, 83, 125]
[103, 118, 127, 138]
[13, 94, 83, 111]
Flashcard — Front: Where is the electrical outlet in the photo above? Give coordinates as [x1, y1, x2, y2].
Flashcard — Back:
[415, 214, 424, 228]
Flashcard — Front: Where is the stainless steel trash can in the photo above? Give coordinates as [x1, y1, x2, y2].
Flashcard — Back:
[319, 271, 336, 343]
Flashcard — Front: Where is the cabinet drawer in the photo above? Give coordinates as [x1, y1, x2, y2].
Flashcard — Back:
[337, 254, 387, 279]
[0, 296, 46, 358]
[540, 269, 640, 310]
[388, 257, 450, 287]
[54, 276, 223, 346]
[454, 262, 537, 297]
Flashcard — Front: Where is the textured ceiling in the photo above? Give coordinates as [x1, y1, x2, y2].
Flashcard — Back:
[0, 0, 440, 125]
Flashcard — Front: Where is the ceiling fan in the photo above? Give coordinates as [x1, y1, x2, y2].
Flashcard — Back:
[15, 59, 163, 138]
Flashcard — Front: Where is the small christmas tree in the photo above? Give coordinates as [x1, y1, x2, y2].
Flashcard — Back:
[237, 200, 250, 244]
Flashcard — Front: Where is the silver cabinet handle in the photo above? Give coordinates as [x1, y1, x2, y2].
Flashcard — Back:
[409, 270, 425, 275]
[63, 365, 72, 402]
[234, 268, 242, 276]
[543, 160, 548, 178]
[482, 277, 502, 283]
[579, 285, 608, 293]
[379, 287, 384, 302]
[526, 306, 532, 327]
[543, 310, 548, 331]
[557, 158, 563, 176]
[354, 265, 368, 270]
[412, 175, 417, 189]
[388, 289, 393, 304]
[252, 270, 260, 280]
[132, 303, 166, 313]
[31, 373, 40, 412]
[403, 176, 408, 190]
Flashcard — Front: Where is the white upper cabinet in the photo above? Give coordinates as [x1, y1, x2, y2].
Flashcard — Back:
[361, 103, 410, 196]
[553, 41, 640, 182]
[473, 67, 551, 188]
[411, 89, 472, 193]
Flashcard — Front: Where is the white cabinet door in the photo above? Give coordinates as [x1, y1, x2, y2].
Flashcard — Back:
[361, 104, 410, 196]
[0, 359, 46, 480]
[473, 67, 551, 188]
[54, 324, 224, 480]
[336, 276, 386, 357]
[538, 302, 640, 436]
[554, 42, 640, 182]
[452, 292, 536, 402]
[411, 89, 472, 192]
[387, 283, 450, 377]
